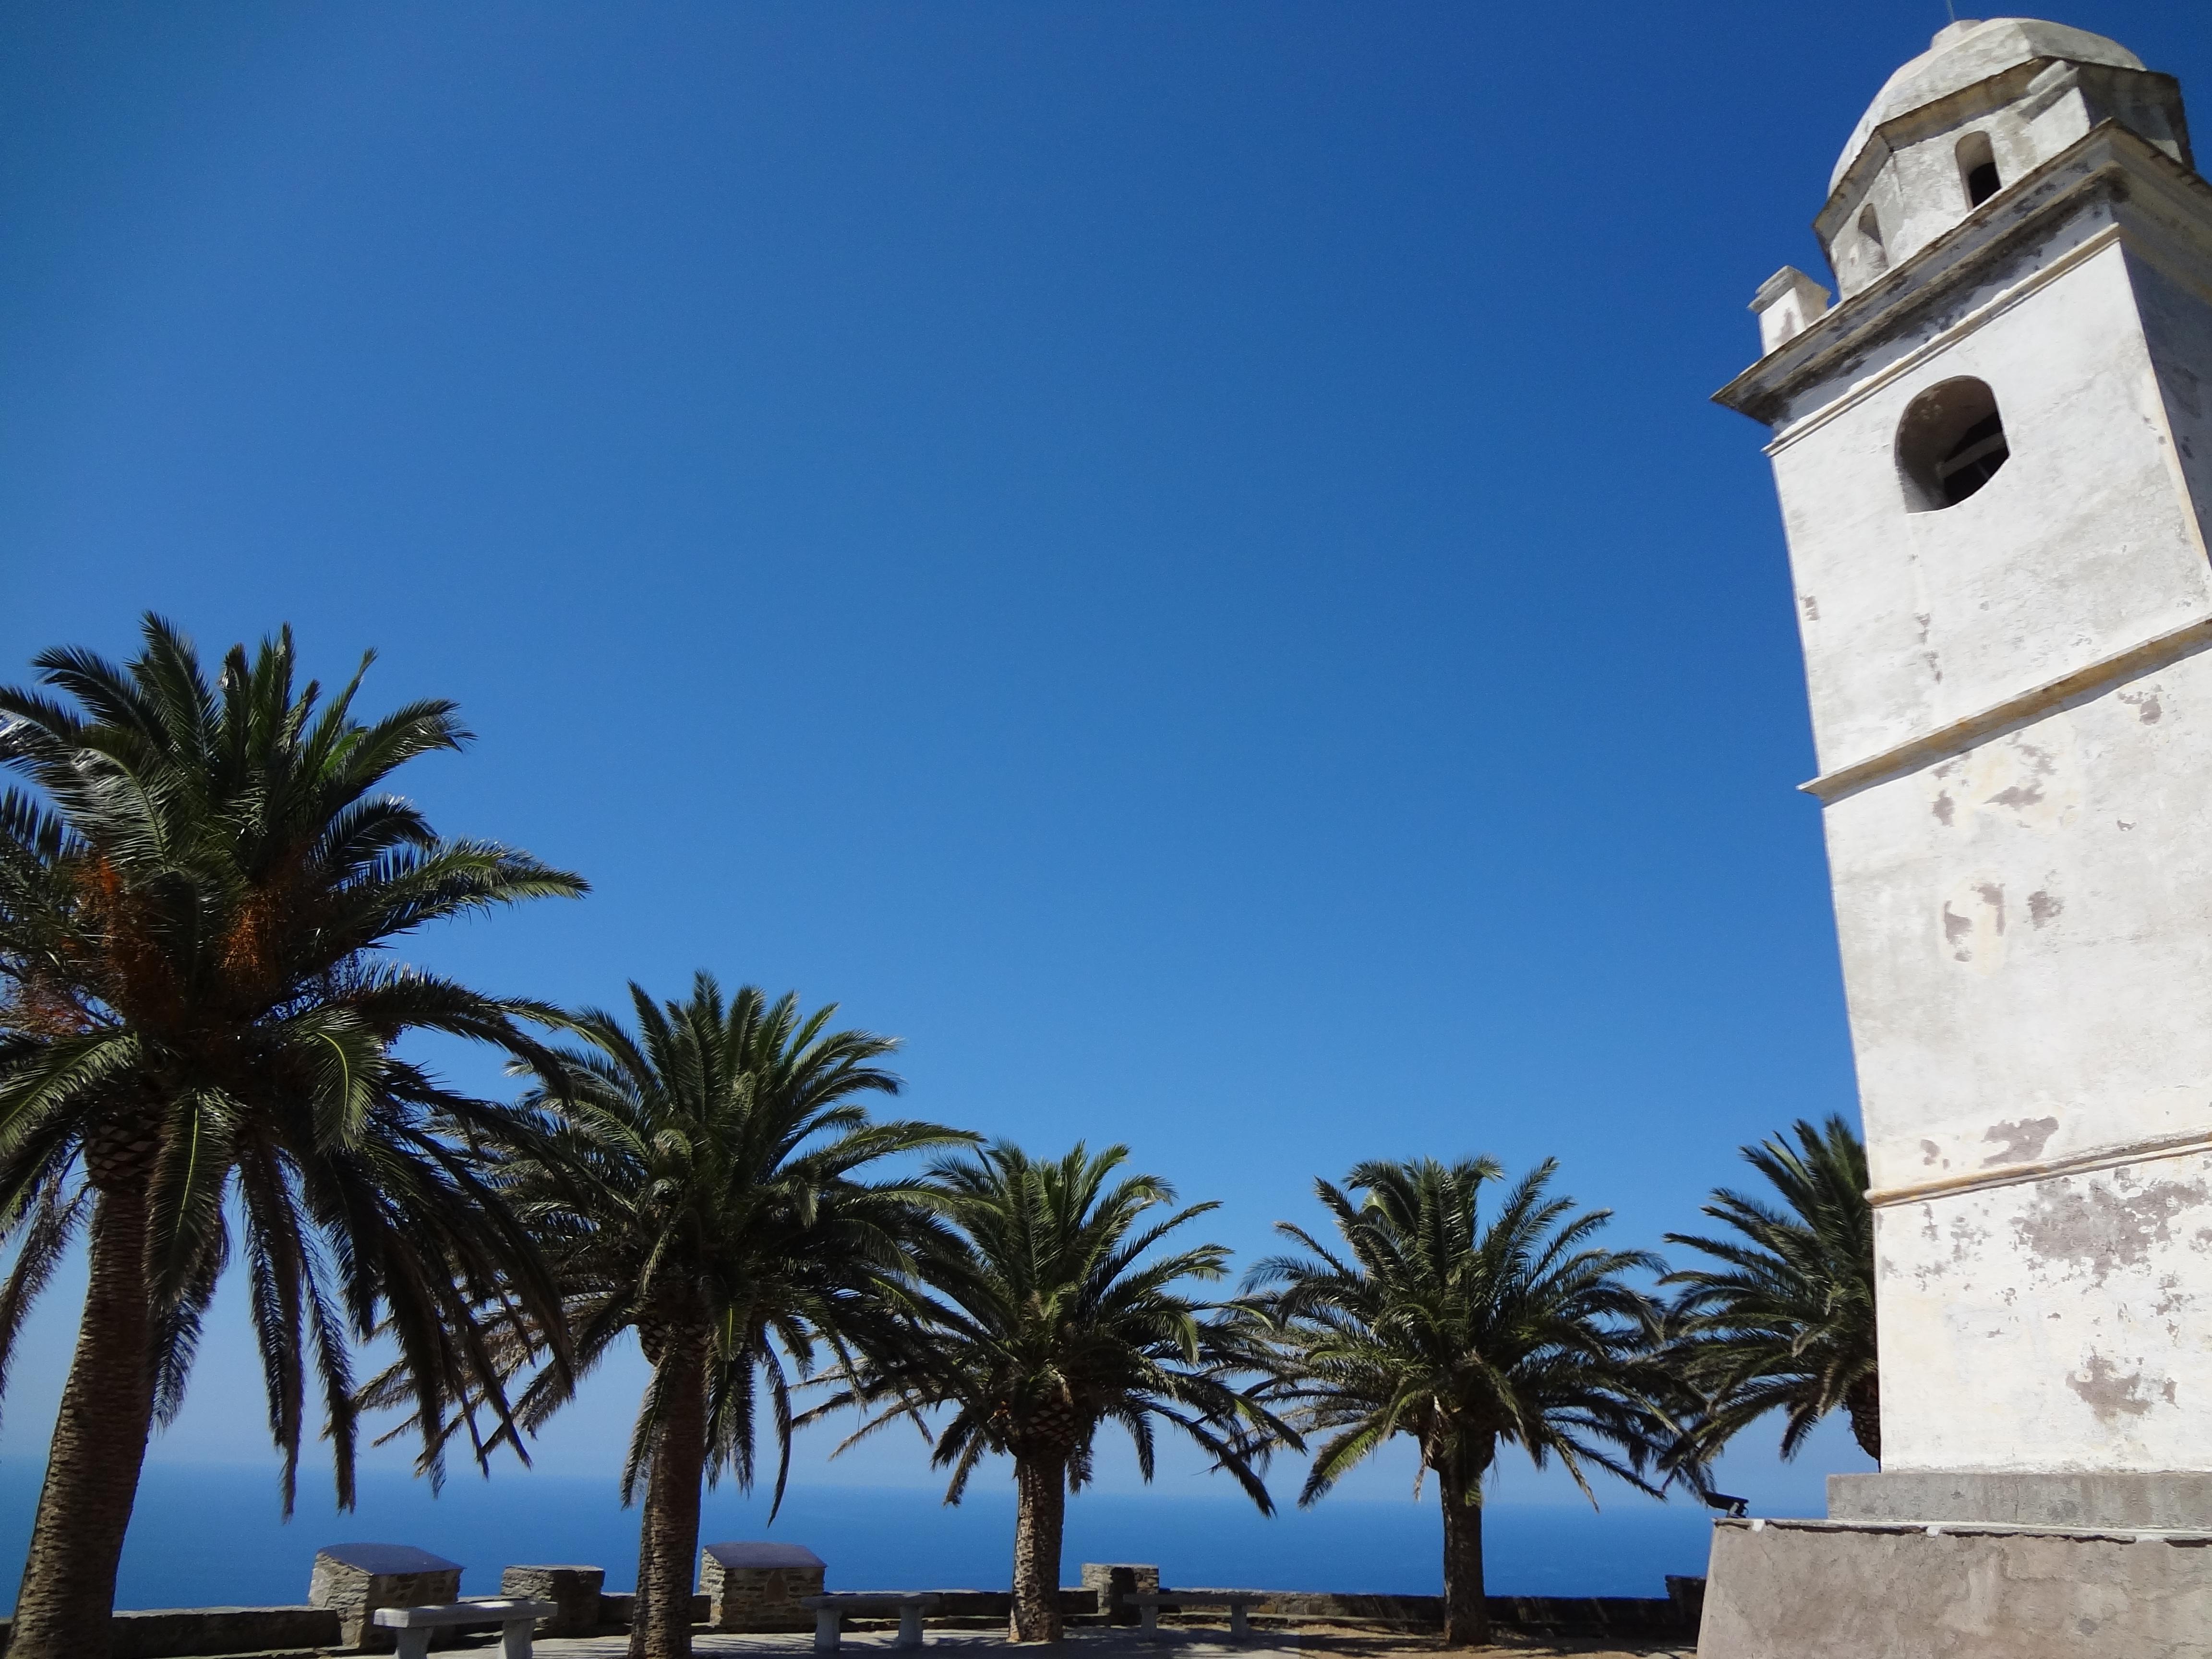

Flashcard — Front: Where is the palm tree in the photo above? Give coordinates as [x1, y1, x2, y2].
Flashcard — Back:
[1244, 1157, 1681, 1648]
[0, 617, 585, 1659]
[808, 1142, 1290, 1644]
[469, 976, 974, 1659]
[1661, 1114, 1879, 1462]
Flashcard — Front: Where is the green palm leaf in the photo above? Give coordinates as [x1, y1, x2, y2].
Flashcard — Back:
[1660, 1115, 1878, 1463]
[410, 974, 974, 1659]
[0, 617, 584, 1659]
[1241, 1156, 1686, 1648]
[805, 1141, 1294, 1645]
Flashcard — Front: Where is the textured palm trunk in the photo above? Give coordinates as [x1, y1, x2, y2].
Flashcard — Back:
[1008, 1454, 1068, 1643]
[10, 1186, 158, 1659]
[1846, 1373, 1881, 1462]
[1437, 1470, 1488, 1648]
[630, 1341, 708, 1659]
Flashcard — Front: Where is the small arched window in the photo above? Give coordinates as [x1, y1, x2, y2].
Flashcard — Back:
[1958, 131, 2002, 207]
[1898, 377, 2010, 511]
[1858, 204, 1888, 276]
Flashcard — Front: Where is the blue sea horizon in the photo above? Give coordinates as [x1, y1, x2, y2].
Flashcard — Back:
[0, 1461, 1724, 1612]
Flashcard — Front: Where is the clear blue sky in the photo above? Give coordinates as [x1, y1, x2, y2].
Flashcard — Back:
[1, 0, 2206, 1530]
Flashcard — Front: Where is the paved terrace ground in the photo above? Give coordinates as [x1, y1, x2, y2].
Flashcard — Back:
[529, 1630, 1693, 1659]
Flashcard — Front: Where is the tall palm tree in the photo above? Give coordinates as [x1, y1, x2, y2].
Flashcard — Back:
[809, 1142, 1290, 1644]
[1662, 1115, 1879, 1462]
[0, 617, 585, 1659]
[468, 976, 974, 1659]
[1244, 1157, 1681, 1648]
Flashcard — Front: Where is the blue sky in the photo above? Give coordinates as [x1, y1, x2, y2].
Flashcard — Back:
[2, 0, 2207, 1549]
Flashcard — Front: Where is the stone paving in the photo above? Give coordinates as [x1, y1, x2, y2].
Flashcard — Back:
[529, 1628, 1694, 1659]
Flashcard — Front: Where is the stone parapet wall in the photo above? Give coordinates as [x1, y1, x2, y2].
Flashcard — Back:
[308, 1564, 460, 1652]
[832, 1589, 1098, 1624]
[1081, 1563, 1159, 1626]
[1158, 1589, 1688, 1638]
[499, 1567, 605, 1637]
[595, 1591, 709, 1628]
[0, 1578, 1688, 1653]
[1701, 1515, 2212, 1658]
[698, 1542, 827, 1632]
[0, 1605, 342, 1658]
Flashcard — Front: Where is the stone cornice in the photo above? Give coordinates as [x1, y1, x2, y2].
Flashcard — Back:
[1715, 122, 2212, 429]
[1868, 1122, 2212, 1212]
[1798, 610, 2212, 804]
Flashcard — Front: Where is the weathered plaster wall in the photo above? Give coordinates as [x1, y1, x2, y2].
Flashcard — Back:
[1698, 1518, 2212, 1659]
[1770, 236, 2212, 777]
[1822, 655, 2212, 1471]
[1823, 60, 2189, 296]
[1877, 1149, 2212, 1470]
[2136, 249, 2212, 545]
[1825, 660, 2212, 1194]
[1755, 121, 2212, 1481]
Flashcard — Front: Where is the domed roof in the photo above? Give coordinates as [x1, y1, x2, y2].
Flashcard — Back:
[1830, 17, 2143, 194]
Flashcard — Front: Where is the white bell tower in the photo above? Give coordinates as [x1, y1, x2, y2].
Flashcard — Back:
[1705, 19, 2212, 1658]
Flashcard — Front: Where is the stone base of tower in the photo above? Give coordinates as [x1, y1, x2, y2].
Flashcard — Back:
[1829, 1470, 2212, 1529]
[1695, 1512, 2212, 1658]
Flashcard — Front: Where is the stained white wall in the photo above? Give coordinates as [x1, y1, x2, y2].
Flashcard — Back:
[1763, 156, 2212, 1474]
[1770, 236, 2212, 779]
[1878, 1146, 2212, 1471]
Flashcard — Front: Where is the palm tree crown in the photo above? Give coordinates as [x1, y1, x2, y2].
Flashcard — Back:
[1245, 1156, 1679, 1648]
[0, 617, 584, 1659]
[1662, 1114, 1879, 1462]
[482, 975, 972, 1659]
[812, 1142, 1288, 1643]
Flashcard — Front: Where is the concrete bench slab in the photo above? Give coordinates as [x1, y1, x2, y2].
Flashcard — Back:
[373, 1598, 555, 1659]
[1126, 1591, 1265, 1637]
[801, 1592, 942, 1652]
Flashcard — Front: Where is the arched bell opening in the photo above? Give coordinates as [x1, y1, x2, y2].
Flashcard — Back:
[1898, 377, 2010, 511]
[1957, 130, 2002, 208]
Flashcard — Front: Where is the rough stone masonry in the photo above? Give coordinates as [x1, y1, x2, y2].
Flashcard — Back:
[1709, 16, 2212, 1658]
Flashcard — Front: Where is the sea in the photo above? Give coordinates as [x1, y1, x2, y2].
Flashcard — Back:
[0, 1462, 1729, 1612]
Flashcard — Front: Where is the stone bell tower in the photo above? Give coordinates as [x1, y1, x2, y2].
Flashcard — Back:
[1707, 18, 2212, 1658]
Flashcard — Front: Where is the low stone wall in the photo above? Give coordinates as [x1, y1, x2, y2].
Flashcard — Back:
[1701, 1515, 2212, 1659]
[1082, 1563, 1159, 1626]
[595, 1591, 709, 1628]
[500, 1568, 605, 1638]
[700, 1543, 826, 1632]
[0, 1579, 1688, 1653]
[1157, 1589, 1691, 1638]
[0, 1606, 341, 1658]
[834, 1589, 1098, 1624]
[308, 1548, 461, 1652]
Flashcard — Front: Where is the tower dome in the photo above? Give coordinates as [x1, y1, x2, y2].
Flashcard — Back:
[1816, 17, 2189, 300]
[1830, 19, 2143, 195]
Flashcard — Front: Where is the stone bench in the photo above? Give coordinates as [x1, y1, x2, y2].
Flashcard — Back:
[801, 1592, 941, 1651]
[1126, 1591, 1265, 1637]
[373, 1598, 555, 1659]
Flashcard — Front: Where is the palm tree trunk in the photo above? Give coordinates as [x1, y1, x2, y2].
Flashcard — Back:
[630, 1341, 708, 1659]
[1008, 1454, 1067, 1643]
[1846, 1373, 1881, 1462]
[1437, 1471, 1489, 1648]
[10, 1186, 158, 1659]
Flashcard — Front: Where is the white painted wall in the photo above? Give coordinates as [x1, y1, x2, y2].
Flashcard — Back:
[1879, 1146, 2212, 1471]
[1770, 237, 2212, 779]
[1744, 75, 2212, 1474]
